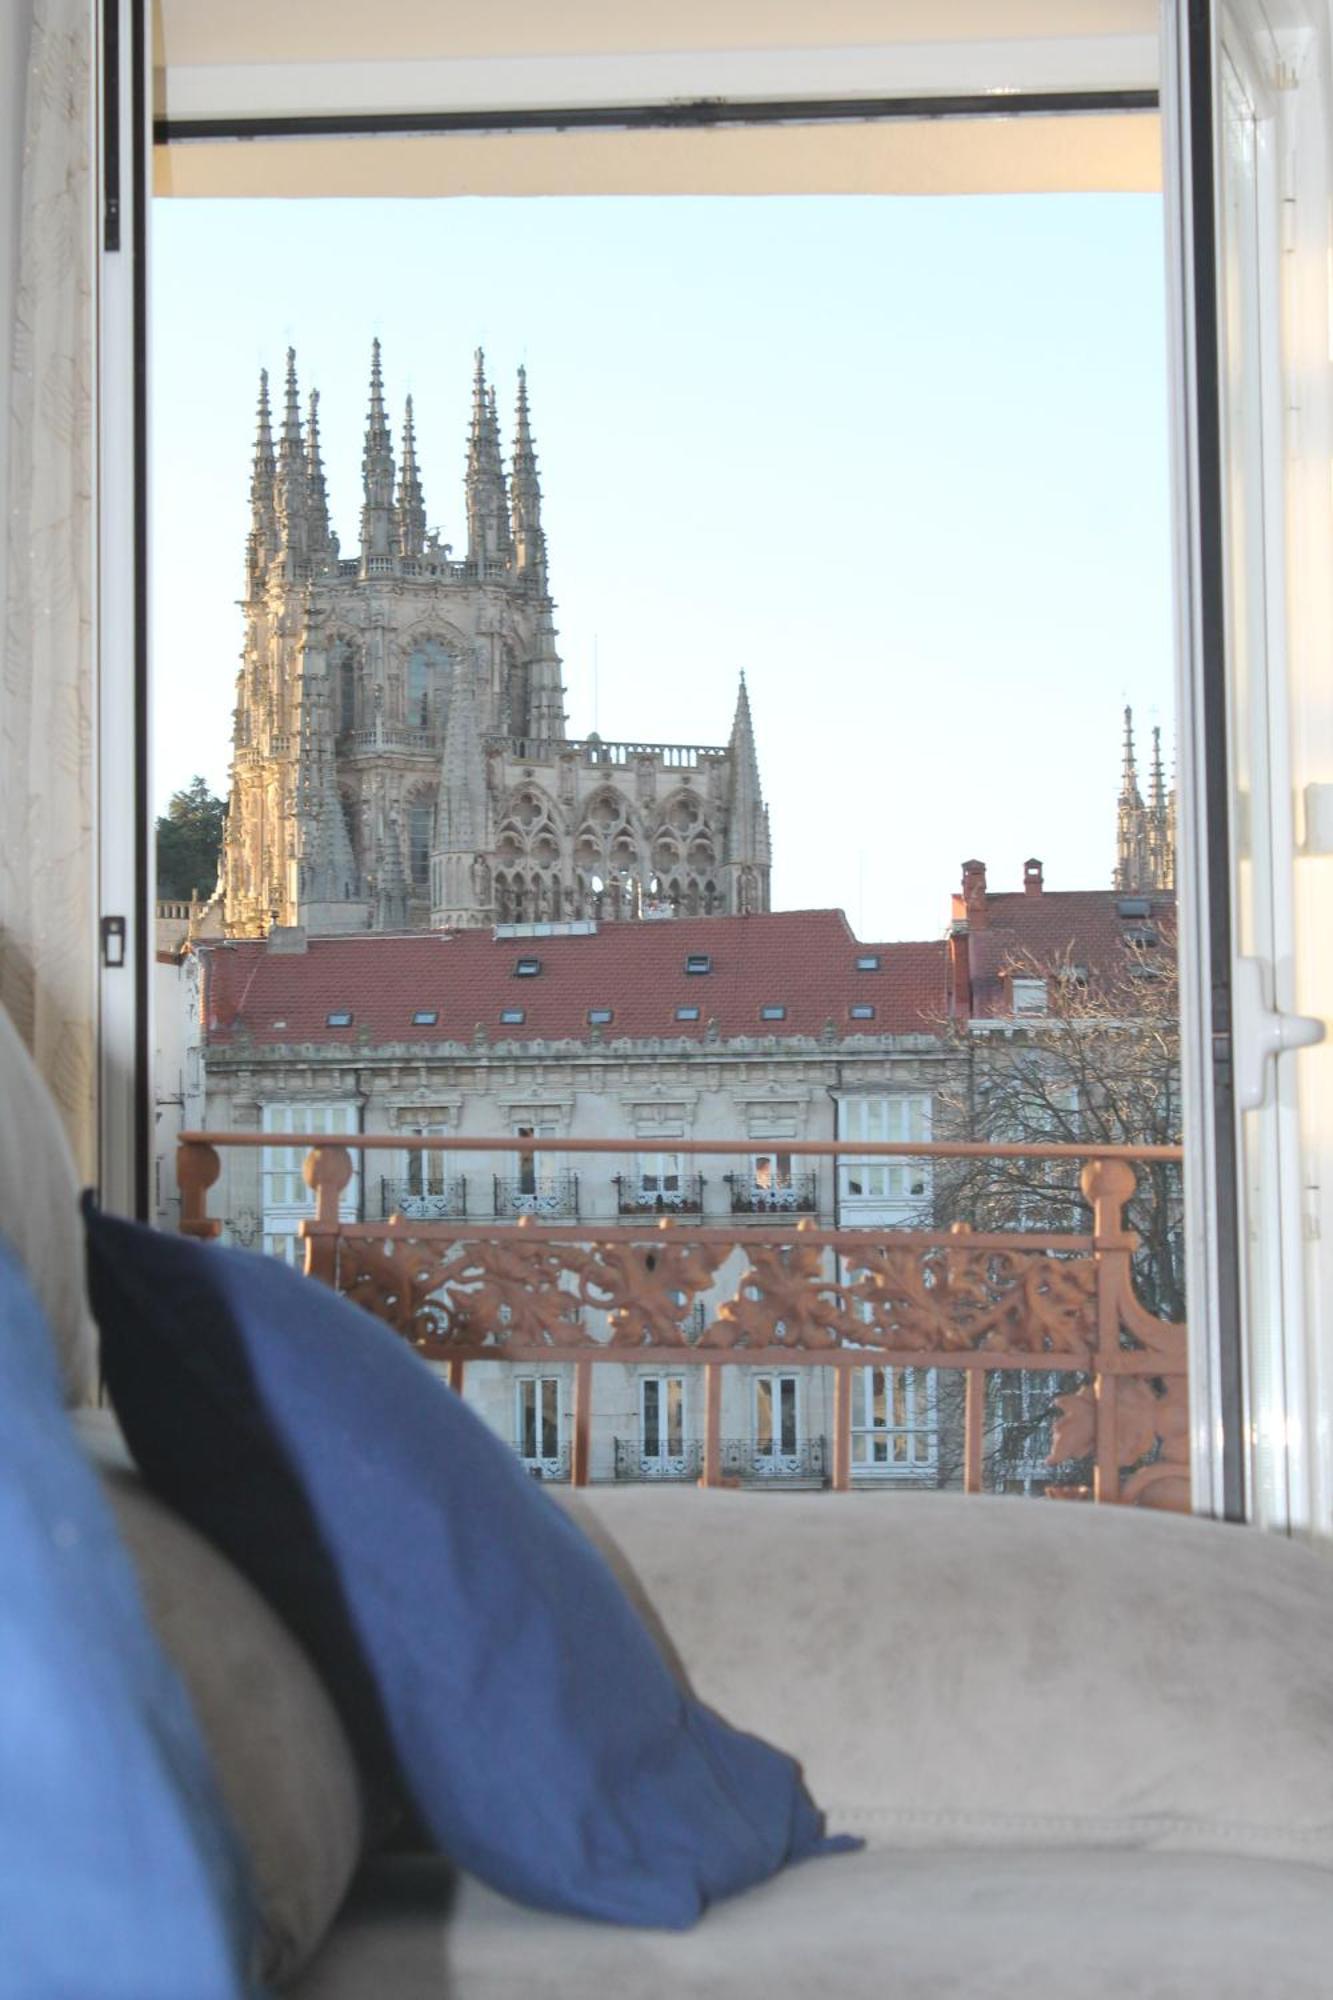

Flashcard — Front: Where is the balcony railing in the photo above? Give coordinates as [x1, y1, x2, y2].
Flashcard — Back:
[726, 1172, 818, 1215]
[519, 1445, 570, 1483]
[381, 1177, 468, 1222]
[614, 1439, 703, 1482]
[613, 1438, 828, 1484]
[613, 1175, 705, 1217]
[493, 1175, 580, 1220]
[176, 1130, 1188, 1509]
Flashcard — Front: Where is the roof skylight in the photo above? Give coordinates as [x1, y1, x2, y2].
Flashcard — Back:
[325, 1009, 353, 1027]
[499, 1006, 526, 1024]
[412, 1009, 439, 1026]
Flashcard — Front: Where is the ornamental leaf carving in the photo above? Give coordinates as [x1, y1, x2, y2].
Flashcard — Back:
[573, 1238, 730, 1347]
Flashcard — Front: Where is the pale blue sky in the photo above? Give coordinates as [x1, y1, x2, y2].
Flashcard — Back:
[152, 193, 1173, 941]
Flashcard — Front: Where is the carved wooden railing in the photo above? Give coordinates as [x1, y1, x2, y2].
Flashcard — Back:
[176, 1133, 1188, 1510]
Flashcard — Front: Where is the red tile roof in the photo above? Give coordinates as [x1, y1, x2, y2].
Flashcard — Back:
[199, 912, 948, 1049]
[962, 888, 1176, 1017]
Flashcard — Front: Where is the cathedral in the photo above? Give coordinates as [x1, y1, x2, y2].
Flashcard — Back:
[1113, 705, 1175, 894]
[220, 343, 771, 938]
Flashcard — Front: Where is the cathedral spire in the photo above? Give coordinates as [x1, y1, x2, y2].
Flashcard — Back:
[510, 365, 546, 586]
[431, 647, 493, 928]
[723, 672, 770, 914]
[246, 367, 278, 594]
[305, 387, 335, 570]
[274, 348, 310, 577]
[466, 348, 511, 567]
[395, 394, 427, 559]
[360, 338, 396, 567]
[1113, 703, 1175, 893]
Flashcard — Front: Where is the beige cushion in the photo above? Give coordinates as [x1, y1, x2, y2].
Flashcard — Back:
[77, 1411, 364, 1989]
[0, 1000, 96, 1403]
[557, 1489, 1333, 1873]
[289, 1847, 1333, 2000]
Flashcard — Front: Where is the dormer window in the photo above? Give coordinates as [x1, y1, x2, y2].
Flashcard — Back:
[515, 957, 542, 977]
[1011, 978, 1048, 1017]
[1116, 897, 1152, 919]
[325, 1009, 353, 1027]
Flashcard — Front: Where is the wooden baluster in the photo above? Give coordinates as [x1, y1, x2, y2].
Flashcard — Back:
[571, 1358, 592, 1487]
[701, 1362, 724, 1487]
[301, 1144, 353, 1289]
[178, 1141, 222, 1240]
[1081, 1157, 1138, 1505]
[964, 1370, 987, 1495]
[832, 1367, 852, 1492]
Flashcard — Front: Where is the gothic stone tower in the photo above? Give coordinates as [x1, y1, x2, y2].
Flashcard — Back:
[221, 344, 771, 937]
[1113, 705, 1175, 894]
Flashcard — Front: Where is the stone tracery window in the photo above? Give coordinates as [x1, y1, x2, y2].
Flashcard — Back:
[330, 638, 360, 735]
[405, 637, 454, 731]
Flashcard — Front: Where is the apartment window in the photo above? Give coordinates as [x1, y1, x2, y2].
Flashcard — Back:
[636, 1151, 683, 1199]
[840, 1095, 931, 1204]
[1011, 977, 1048, 1016]
[640, 1375, 685, 1460]
[852, 1366, 938, 1475]
[754, 1374, 800, 1460]
[752, 1150, 794, 1194]
[516, 1375, 562, 1471]
[405, 1127, 451, 1198]
[259, 1102, 361, 1259]
[513, 1120, 557, 1196]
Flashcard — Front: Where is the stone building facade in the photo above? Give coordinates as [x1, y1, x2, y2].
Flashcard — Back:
[220, 344, 770, 939]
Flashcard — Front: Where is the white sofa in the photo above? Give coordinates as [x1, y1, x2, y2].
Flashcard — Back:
[8, 1004, 1333, 1998]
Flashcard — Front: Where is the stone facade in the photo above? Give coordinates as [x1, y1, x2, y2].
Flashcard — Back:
[220, 344, 770, 939]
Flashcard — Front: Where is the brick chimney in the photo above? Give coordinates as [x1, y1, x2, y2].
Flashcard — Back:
[961, 859, 988, 929]
[1023, 857, 1044, 896]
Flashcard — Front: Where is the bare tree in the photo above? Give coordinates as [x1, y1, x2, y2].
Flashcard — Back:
[927, 931, 1182, 1492]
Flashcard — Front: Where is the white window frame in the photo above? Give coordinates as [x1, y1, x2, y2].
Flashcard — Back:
[839, 1094, 932, 1209]
[259, 1101, 361, 1259]
[753, 1372, 802, 1469]
[639, 1374, 687, 1464]
[515, 1374, 564, 1476]
[851, 1365, 939, 1478]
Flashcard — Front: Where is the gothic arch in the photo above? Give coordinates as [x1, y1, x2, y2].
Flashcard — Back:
[402, 780, 438, 890]
[329, 635, 363, 736]
[397, 632, 458, 732]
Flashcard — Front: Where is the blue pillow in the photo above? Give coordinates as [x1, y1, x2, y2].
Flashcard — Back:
[0, 1234, 258, 1999]
[83, 1203, 854, 1928]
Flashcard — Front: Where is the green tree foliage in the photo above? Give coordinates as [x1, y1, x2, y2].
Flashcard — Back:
[155, 777, 226, 901]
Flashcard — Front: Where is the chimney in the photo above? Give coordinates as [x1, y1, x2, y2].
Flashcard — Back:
[961, 859, 988, 929]
[1023, 857, 1043, 896]
[947, 927, 973, 1020]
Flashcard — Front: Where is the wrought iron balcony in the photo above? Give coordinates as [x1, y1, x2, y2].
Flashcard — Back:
[380, 1176, 467, 1221]
[517, 1444, 571, 1483]
[726, 1172, 818, 1215]
[493, 1174, 580, 1220]
[722, 1437, 828, 1484]
[613, 1439, 705, 1482]
[613, 1175, 705, 1218]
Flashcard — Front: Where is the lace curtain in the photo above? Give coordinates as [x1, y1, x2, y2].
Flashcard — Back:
[1, 0, 96, 1177]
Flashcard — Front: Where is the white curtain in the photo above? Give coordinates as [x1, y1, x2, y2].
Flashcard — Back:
[1, 0, 96, 1178]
